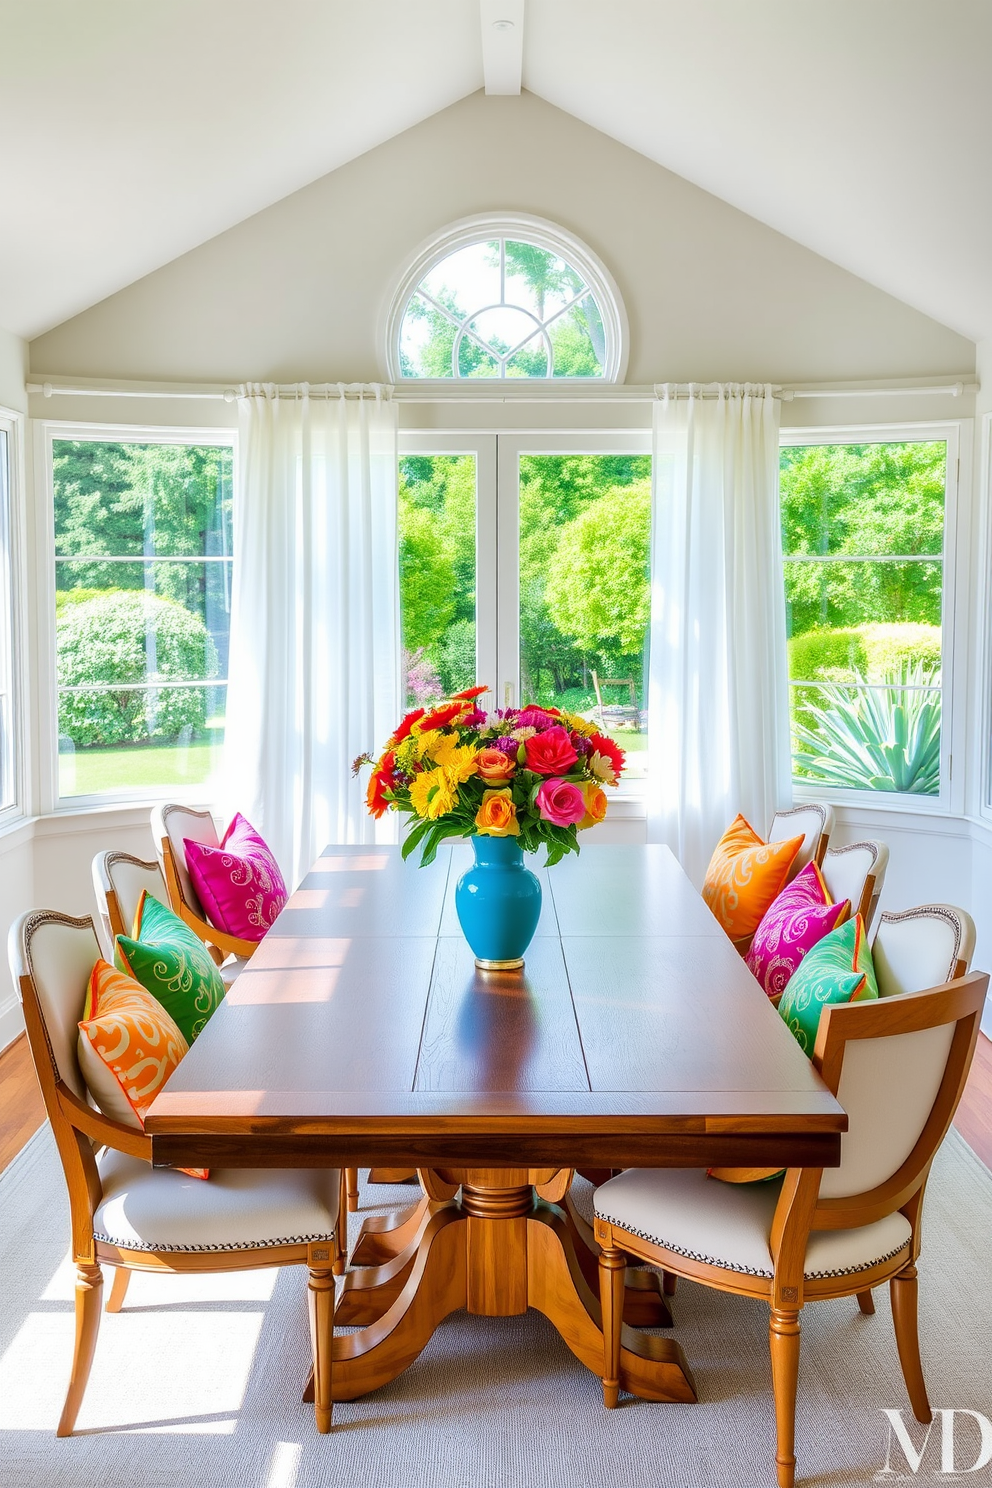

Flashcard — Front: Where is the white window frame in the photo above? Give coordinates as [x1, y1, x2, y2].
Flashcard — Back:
[0, 407, 24, 824]
[39, 420, 238, 813]
[383, 213, 629, 386]
[781, 420, 963, 816]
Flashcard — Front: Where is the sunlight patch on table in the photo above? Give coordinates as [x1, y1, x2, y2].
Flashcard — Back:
[311, 854, 389, 872]
[227, 968, 341, 1004]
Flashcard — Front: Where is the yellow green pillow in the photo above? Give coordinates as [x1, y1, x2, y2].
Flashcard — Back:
[777, 914, 878, 1056]
[115, 890, 225, 1045]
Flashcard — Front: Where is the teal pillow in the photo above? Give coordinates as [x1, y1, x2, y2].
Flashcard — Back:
[778, 915, 878, 1056]
[115, 891, 225, 1044]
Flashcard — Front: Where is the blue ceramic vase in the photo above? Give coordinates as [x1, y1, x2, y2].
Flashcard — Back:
[455, 835, 542, 969]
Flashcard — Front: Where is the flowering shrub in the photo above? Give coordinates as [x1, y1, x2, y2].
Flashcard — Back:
[356, 686, 626, 866]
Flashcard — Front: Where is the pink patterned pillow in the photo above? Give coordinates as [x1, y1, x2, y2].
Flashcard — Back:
[745, 862, 850, 999]
[183, 813, 287, 942]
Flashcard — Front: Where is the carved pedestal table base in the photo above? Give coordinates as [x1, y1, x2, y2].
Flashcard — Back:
[304, 1169, 697, 1406]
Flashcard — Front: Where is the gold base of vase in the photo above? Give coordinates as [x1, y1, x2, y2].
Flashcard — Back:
[475, 956, 525, 971]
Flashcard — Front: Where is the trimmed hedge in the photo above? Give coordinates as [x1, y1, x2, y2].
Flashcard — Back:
[789, 622, 941, 738]
[57, 590, 217, 748]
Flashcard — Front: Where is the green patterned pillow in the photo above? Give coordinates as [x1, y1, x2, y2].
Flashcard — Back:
[115, 891, 225, 1044]
[778, 914, 878, 1056]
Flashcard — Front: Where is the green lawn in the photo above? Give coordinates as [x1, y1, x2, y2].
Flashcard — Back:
[60, 738, 224, 797]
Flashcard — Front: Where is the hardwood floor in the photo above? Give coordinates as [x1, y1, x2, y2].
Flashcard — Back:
[2, 1029, 992, 1176]
[0, 1033, 45, 1174]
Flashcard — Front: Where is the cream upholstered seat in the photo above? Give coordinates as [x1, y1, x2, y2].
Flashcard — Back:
[872, 904, 976, 997]
[821, 839, 888, 927]
[767, 803, 834, 878]
[8, 909, 342, 1437]
[593, 969, 989, 1488]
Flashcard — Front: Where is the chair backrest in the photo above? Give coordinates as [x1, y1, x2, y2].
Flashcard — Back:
[872, 904, 976, 999]
[821, 840, 889, 927]
[92, 850, 168, 955]
[768, 803, 835, 876]
[810, 971, 987, 1215]
[150, 803, 219, 918]
[9, 911, 101, 1104]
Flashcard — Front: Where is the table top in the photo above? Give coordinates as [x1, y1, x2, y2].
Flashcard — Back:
[145, 844, 846, 1170]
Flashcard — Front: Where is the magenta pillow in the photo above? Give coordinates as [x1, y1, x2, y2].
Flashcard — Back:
[183, 813, 287, 942]
[745, 862, 850, 999]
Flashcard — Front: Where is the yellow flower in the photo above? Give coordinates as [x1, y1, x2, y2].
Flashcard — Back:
[408, 766, 457, 820]
[474, 788, 520, 837]
[432, 736, 478, 781]
[588, 750, 618, 786]
[559, 710, 599, 738]
[412, 728, 444, 761]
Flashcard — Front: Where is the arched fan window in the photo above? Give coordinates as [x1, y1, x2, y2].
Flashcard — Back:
[386, 215, 627, 382]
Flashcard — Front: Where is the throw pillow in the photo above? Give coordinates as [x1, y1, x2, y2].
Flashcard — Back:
[777, 914, 879, 1056]
[702, 815, 804, 940]
[745, 862, 851, 999]
[184, 812, 287, 942]
[115, 891, 225, 1044]
[77, 959, 207, 1179]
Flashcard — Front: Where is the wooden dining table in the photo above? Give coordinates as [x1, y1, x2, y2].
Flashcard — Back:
[145, 843, 846, 1406]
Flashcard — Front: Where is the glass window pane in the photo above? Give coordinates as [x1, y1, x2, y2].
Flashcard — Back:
[420, 240, 500, 317]
[54, 439, 232, 799]
[518, 455, 651, 780]
[791, 681, 941, 797]
[399, 455, 476, 706]
[781, 441, 946, 557]
[784, 559, 943, 640]
[502, 242, 584, 319]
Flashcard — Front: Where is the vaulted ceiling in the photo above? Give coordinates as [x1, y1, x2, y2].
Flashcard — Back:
[1, 0, 989, 344]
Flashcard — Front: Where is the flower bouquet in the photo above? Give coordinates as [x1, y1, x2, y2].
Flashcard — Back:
[355, 686, 627, 967]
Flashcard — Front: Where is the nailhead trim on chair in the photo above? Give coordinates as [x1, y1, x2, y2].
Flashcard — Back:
[94, 1228, 336, 1253]
[594, 1210, 910, 1281]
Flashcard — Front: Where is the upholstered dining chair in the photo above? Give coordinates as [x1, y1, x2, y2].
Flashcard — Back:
[593, 969, 988, 1488]
[150, 803, 257, 964]
[9, 909, 342, 1436]
[767, 803, 834, 877]
[871, 903, 976, 999]
[91, 849, 244, 990]
[821, 839, 889, 929]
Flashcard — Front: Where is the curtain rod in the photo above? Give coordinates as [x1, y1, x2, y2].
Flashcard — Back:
[26, 379, 978, 404]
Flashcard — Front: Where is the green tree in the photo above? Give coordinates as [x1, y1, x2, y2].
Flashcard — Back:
[544, 481, 651, 661]
[398, 503, 457, 651]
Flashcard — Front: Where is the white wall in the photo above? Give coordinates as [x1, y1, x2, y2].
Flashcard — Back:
[0, 327, 27, 414]
[29, 91, 972, 387]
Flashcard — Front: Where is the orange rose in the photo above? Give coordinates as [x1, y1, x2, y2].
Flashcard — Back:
[474, 788, 520, 837]
[476, 746, 516, 782]
[579, 781, 608, 830]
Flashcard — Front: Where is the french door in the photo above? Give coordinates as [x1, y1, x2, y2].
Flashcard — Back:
[398, 430, 652, 781]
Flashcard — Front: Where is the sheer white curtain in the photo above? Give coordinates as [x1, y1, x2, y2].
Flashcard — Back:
[223, 383, 401, 886]
[646, 383, 791, 886]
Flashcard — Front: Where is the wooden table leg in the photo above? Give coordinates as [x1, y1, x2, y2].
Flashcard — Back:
[349, 1195, 433, 1267]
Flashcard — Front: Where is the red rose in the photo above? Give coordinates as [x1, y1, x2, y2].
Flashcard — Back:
[524, 725, 579, 776]
[390, 708, 425, 745]
[589, 732, 626, 777]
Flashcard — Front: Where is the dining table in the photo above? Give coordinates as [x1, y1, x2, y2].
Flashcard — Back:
[144, 842, 846, 1407]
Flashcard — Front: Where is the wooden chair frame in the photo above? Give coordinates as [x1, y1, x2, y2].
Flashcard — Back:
[11, 909, 344, 1436]
[595, 970, 989, 1488]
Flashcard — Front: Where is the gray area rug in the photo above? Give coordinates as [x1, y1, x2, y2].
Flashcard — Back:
[1, 1126, 991, 1488]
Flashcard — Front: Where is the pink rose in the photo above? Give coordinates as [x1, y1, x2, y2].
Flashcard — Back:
[535, 777, 587, 828]
[524, 725, 578, 776]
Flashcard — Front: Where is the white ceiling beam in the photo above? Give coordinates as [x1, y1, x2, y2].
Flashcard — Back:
[481, 0, 524, 95]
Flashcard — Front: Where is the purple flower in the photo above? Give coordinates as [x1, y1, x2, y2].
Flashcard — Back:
[463, 708, 488, 728]
[494, 735, 518, 754]
[516, 707, 555, 730]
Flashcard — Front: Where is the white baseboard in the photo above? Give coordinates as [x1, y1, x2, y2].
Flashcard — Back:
[0, 995, 24, 1053]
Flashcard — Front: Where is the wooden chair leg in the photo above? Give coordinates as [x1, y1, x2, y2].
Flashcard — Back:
[769, 1307, 801, 1488]
[890, 1263, 932, 1424]
[662, 1270, 677, 1296]
[857, 1289, 875, 1315]
[346, 1167, 360, 1213]
[105, 1267, 131, 1313]
[308, 1264, 335, 1433]
[57, 1262, 103, 1437]
[598, 1247, 626, 1408]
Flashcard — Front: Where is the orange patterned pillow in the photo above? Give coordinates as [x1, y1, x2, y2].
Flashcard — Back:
[77, 960, 207, 1179]
[702, 815, 804, 940]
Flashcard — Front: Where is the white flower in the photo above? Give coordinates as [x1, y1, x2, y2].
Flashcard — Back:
[510, 726, 537, 741]
[588, 750, 618, 785]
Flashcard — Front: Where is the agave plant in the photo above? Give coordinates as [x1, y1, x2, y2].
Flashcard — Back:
[792, 664, 941, 795]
